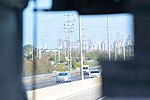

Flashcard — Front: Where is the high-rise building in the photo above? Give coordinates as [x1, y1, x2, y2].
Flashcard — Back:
[101, 41, 106, 51]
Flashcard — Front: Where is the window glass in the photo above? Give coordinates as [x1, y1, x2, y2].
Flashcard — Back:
[58, 73, 68, 76]
[23, 0, 134, 99]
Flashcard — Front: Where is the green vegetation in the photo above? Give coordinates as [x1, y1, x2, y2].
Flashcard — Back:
[72, 58, 76, 69]
[23, 45, 70, 76]
[23, 44, 133, 76]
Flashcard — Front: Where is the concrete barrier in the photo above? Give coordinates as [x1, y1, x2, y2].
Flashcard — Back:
[27, 77, 101, 100]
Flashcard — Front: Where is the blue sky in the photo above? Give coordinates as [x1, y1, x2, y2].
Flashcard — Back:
[23, 0, 133, 49]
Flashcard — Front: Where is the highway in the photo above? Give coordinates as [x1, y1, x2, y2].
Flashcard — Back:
[25, 74, 89, 91]
[24, 66, 101, 91]
[26, 77, 102, 100]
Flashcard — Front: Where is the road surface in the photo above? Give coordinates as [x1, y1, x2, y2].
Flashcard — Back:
[25, 75, 89, 91]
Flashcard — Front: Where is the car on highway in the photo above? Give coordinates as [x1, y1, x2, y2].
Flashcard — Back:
[82, 65, 90, 75]
[89, 69, 101, 78]
[56, 72, 72, 83]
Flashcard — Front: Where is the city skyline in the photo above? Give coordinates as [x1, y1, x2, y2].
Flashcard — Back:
[23, 0, 134, 50]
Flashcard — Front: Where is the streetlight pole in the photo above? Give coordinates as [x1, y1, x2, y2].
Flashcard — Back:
[58, 48, 60, 63]
[63, 14, 74, 69]
[107, 14, 111, 60]
[122, 15, 126, 60]
[54, 49, 57, 66]
[33, 0, 38, 99]
[82, 28, 86, 61]
[79, 15, 84, 80]
[114, 41, 117, 61]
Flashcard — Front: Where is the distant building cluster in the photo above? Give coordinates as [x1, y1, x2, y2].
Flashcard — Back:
[34, 35, 134, 61]
[57, 39, 101, 51]
[36, 35, 134, 59]
[56, 35, 134, 54]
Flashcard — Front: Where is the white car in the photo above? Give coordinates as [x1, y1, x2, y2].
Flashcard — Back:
[56, 72, 71, 83]
[89, 70, 101, 78]
[83, 65, 90, 75]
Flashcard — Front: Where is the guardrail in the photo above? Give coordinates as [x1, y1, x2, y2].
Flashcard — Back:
[23, 66, 100, 84]
[23, 70, 80, 84]
[27, 77, 101, 100]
